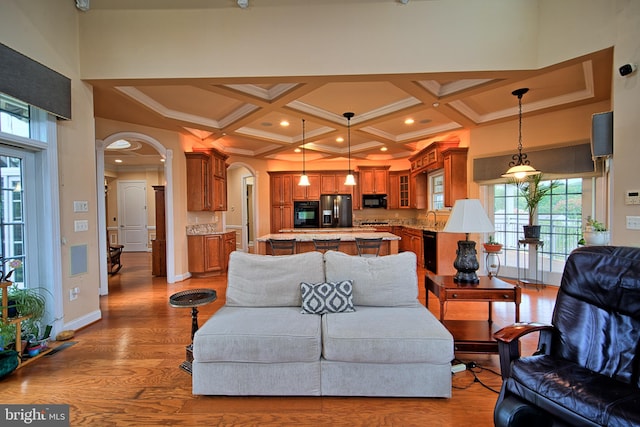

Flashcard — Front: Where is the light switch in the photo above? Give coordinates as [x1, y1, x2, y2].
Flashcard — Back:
[74, 201, 89, 212]
[626, 216, 640, 230]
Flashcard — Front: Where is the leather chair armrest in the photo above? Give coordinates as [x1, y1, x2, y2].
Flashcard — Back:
[493, 322, 554, 379]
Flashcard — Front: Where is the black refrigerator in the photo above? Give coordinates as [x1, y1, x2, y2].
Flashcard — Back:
[320, 194, 353, 228]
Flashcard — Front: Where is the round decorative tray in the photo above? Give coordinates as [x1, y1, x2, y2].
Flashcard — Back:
[169, 288, 217, 308]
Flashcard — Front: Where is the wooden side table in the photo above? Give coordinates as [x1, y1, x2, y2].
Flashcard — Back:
[425, 273, 521, 353]
[169, 288, 217, 374]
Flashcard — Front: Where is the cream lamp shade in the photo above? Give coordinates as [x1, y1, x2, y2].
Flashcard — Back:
[443, 199, 494, 283]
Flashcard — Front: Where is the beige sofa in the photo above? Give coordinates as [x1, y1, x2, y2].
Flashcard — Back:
[192, 250, 454, 397]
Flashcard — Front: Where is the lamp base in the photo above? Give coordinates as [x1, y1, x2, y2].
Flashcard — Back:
[452, 239, 480, 284]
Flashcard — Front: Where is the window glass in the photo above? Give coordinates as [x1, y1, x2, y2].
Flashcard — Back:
[491, 178, 582, 275]
[1, 154, 25, 286]
[0, 94, 30, 138]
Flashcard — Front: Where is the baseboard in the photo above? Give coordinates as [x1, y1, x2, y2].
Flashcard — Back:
[62, 309, 102, 333]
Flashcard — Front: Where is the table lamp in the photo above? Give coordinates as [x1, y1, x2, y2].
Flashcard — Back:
[443, 199, 494, 283]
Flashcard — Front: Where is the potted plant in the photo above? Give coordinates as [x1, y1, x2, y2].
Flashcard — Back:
[512, 173, 560, 239]
[483, 236, 503, 253]
[581, 216, 610, 246]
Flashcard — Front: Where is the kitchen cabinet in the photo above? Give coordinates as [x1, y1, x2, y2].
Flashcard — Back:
[401, 227, 424, 268]
[442, 147, 468, 207]
[408, 141, 458, 174]
[409, 142, 467, 209]
[151, 185, 166, 277]
[412, 172, 427, 209]
[185, 149, 228, 211]
[185, 152, 211, 211]
[293, 173, 321, 200]
[388, 170, 411, 209]
[358, 166, 389, 195]
[320, 172, 353, 194]
[269, 172, 294, 233]
[187, 231, 235, 277]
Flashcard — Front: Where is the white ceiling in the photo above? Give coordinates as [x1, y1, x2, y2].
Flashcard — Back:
[93, 42, 612, 168]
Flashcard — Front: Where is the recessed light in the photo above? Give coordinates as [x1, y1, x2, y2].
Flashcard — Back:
[280, 120, 290, 127]
[432, 102, 440, 108]
[404, 118, 414, 125]
[294, 148, 301, 153]
[160, 158, 165, 162]
[115, 159, 123, 163]
[336, 137, 344, 143]
[380, 147, 388, 152]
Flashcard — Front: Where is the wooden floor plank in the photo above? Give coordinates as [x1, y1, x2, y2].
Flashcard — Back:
[1, 252, 558, 426]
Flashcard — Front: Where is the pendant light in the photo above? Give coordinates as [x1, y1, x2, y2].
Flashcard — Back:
[298, 118, 310, 186]
[343, 112, 356, 186]
[501, 88, 540, 179]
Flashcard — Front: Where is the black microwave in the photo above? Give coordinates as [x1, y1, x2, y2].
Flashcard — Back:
[362, 194, 387, 209]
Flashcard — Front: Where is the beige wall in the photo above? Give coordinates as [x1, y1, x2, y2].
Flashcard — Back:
[0, 0, 101, 327]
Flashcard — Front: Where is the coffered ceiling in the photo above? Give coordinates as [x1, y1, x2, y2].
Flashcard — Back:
[92, 47, 612, 167]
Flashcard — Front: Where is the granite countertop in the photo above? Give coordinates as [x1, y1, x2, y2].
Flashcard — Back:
[256, 231, 401, 242]
[186, 223, 228, 235]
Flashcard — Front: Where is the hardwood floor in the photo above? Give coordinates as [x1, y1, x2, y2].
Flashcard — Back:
[2, 252, 558, 426]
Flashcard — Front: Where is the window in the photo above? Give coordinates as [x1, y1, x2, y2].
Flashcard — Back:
[429, 171, 444, 210]
[491, 178, 582, 281]
[0, 94, 30, 138]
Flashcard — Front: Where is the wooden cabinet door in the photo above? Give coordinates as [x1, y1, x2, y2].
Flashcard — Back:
[223, 232, 236, 271]
[443, 148, 468, 207]
[186, 153, 211, 211]
[271, 174, 293, 205]
[213, 176, 227, 211]
[399, 173, 410, 208]
[292, 174, 320, 200]
[306, 174, 321, 199]
[359, 167, 388, 194]
[204, 235, 223, 272]
[388, 173, 400, 209]
[374, 169, 388, 194]
[320, 174, 338, 194]
[360, 169, 375, 194]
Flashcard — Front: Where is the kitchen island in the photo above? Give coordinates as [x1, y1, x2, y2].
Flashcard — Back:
[256, 231, 400, 255]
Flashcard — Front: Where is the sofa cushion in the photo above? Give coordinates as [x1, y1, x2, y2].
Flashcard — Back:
[301, 280, 355, 314]
[193, 306, 322, 363]
[323, 251, 418, 306]
[226, 251, 325, 307]
[321, 305, 453, 364]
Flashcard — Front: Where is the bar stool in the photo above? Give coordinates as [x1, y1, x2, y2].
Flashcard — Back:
[355, 237, 383, 257]
[312, 238, 341, 253]
[268, 238, 296, 255]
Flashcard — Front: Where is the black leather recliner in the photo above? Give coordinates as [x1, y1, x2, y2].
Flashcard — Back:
[493, 246, 640, 427]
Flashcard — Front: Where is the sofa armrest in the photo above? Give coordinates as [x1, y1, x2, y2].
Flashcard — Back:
[493, 322, 554, 379]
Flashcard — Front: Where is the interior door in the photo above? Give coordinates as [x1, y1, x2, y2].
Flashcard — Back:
[117, 180, 148, 252]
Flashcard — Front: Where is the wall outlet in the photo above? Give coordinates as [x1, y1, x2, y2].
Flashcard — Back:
[69, 287, 79, 301]
[74, 220, 89, 232]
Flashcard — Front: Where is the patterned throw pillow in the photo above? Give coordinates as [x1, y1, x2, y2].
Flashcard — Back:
[300, 280, 355, 314]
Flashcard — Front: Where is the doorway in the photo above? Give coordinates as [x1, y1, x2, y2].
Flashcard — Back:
[226, 164, 256, 253]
